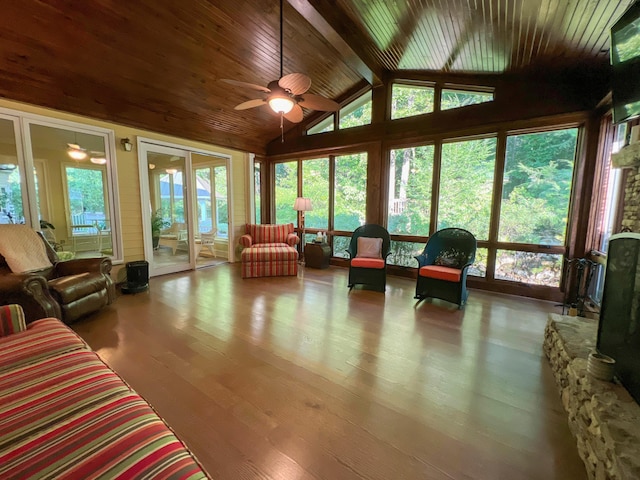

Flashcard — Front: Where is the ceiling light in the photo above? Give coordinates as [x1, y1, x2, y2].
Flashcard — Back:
[67, 143, 87, 160]
[166, 168, 178, 175]
[268, 96, 294, 114]
[90, 156, 107, 165]
[148, 163, 156, 170]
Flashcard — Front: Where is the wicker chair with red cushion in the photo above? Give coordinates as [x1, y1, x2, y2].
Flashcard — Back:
[414, 228, 477, 308]
[346, 224, 391, 292]
[239, 223, 299, 278]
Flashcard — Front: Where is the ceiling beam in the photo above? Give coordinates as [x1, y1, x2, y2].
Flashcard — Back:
[287, 0, 383, 86]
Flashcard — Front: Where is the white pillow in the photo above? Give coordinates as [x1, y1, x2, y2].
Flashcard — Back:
[356, 237, 383, 259]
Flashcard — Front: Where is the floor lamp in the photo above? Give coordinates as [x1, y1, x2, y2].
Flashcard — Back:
[293, 197, 313, 263]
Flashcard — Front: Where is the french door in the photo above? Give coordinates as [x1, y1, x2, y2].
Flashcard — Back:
[139, 142, 194, 277]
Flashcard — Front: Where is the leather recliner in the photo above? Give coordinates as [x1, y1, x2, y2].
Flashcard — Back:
[0, 226, 115, 323]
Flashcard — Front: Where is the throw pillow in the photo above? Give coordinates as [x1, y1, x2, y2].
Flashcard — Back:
[356, 237, 383, 259]
[0, 304, 27, 337]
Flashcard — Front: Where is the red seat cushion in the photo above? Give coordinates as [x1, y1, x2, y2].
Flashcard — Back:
[419, 265, 461, 282]
[351, 258, 385, 269]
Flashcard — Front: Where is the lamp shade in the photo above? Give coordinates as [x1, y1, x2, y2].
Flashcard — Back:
[293, 197, 313, 212]
[268, 96, 294, 114]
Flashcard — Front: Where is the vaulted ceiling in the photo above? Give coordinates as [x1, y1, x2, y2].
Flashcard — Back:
[0, 1, 634, 154]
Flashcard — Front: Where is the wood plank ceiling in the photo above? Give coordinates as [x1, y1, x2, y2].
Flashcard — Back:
[0, 0, 634, 154]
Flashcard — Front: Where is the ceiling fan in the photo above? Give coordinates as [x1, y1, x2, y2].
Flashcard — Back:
[221, 0, 339, 135]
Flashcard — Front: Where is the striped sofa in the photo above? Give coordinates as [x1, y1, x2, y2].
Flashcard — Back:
[0, 305, 210, 480]
[239, 223, 299, 278]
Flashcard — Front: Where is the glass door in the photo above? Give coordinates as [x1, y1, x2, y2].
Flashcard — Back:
[192, 153, 229, 267]
[139, 142, 194, 276]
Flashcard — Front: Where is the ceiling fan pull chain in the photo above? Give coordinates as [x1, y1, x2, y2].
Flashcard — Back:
[280, 112, 285, 143]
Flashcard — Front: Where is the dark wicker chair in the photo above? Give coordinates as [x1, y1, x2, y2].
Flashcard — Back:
[346, 224, 391, 292]
[414, 228, 477, 308]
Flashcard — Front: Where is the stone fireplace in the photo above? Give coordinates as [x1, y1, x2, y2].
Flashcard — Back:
[543, 314, 640, 480]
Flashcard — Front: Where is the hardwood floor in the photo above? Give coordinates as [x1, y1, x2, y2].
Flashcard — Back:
[72, 264, 586, 480]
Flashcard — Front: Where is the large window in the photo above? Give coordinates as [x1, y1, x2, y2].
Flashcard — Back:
[254, 161, 261, 223]
[334, 153, 367, 230]
[302, 158, 329, 230]
[441, 87, 493, 110]
[499, 128, 578, 245]
[439, 138, 497, 239]
[391, 84, 435, 120]
[274, 161, 298, 224]
[0, 117, 22, 225]
[339, 91, 372, 129]
[388, 145, 434, 235]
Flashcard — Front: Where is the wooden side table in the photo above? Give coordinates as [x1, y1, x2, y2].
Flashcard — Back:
[304, 242, 331, 269]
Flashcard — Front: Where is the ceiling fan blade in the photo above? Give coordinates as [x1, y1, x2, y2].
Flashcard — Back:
[220, 78, 271, 93]
[298, 94, 339, 111]
[284, 104, 304, 123]
[279, 73, 311, 95]
[234, 99, 267, 110]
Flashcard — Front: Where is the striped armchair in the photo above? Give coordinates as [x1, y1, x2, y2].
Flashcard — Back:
[239, 223, 299, 278]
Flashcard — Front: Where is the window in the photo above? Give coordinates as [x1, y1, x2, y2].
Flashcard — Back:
[254, 161, 261, 224]
[274, 161, 298, 224]
[214, 166, 228, 237]
[391, 84, 435, 119]
[441, 87, 493, 110]
[388, 145, 434, 235]
[439, 138, 497, 239]
[334, 153, 367, 230]
[339, 91, 372, 129]
[499, 128, 578, 245]
[307, 116, 334, 135]
[302, 158, 329, 230]
[26, 122, 118, 257]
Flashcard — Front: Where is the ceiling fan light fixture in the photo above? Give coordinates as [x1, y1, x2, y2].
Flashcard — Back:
[67, 143, 88, 160]
[269, 96, 294, 114]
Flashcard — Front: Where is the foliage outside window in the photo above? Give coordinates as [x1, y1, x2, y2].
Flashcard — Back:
[64, 165, 109, 235]
[334, 153, 367, 230]
[387, 240, 424, 267]
[441, 88, 493, 110]
[495, 250, 563, 287]
[307, 116, 334, 135]
[214, 166, 228, 237]
[388, 145, 434, 235]
[498, 128, 578, 245]
[339, 91, 372, 129]
[439, 138, 497, 240]
[274, 161, 298, 224]
[332, 235, 350, 258]
[469, 247, 487, 278]
[302, 158, 329, 229]
[391, 84, 435, 120]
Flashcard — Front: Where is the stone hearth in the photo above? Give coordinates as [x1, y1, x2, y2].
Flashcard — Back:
[544, 314, 640, 480]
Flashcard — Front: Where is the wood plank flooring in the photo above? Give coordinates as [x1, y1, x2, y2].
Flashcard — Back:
[72, 264, 587, 480]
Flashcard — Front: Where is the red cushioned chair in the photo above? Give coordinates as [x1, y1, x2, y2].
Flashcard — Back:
[414, 228, 477, 308]
[346, 224, 391, 292]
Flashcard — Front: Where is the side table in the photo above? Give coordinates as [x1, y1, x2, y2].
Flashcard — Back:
[304, 242, 331, 269]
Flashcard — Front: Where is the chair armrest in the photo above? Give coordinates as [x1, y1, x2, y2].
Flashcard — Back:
[0, 273, 61, 321]
[55, 257, 113, 276]
[239, 234, 253, 248]
[0, 304, 27, 336]
[286, 233, 299, 247]
[414, 253, 433, 268]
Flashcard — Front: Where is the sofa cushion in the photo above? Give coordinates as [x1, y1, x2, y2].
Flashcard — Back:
[0, 318, 88, 373]
[419, 265, 462, 282]
[48, 272, 108, 304]
[242, 260, 298, 278]
[246, 223, 294, 244]
[241, 244, 298, 262]
[0, 304, 26, 337]
[351, 257, 386, 269]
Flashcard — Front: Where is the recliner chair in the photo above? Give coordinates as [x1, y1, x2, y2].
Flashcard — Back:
[0, 224, 115, 323]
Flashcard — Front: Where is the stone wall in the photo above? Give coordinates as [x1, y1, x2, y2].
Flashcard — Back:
[621, 165, 640, 233]
[543, 314, 640, 480]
